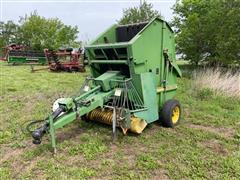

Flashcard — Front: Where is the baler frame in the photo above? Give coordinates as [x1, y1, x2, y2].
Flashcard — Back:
[30, 17, 182, 152]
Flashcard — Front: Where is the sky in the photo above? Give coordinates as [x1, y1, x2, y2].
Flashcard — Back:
[0, 0, 176, 41]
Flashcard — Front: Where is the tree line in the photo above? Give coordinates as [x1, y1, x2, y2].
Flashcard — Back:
[1, 1, 239, 66]
[0, 11, 79, 51]
[172, 0, 240, 66]
[119, 1, 240, 66]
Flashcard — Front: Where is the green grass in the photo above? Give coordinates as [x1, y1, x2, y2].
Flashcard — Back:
[0, 61, 240, 179]
[68, 136, 107, 159]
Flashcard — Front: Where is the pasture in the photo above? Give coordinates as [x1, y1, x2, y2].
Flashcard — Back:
[0, 62, 240, 179]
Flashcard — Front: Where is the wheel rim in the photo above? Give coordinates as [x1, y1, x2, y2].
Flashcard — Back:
[172, 106, 180, 124]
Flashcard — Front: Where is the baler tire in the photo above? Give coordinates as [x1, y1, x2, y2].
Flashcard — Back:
[160, 99, 181, 128]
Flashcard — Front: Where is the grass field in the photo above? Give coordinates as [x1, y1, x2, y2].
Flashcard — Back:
[0, 61, 240, 179]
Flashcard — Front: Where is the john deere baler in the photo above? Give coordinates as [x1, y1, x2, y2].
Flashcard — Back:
[31, 17, 182, 152]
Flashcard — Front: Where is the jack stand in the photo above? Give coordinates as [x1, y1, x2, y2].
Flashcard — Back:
[112, 107, 117, 142]
[49, 116, 57, 154]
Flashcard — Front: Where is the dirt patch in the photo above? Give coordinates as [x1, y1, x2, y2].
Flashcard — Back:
[200, 139, 228, 155]
[0, 139, 45, 178]
[184, 108, 190, 118]
[104, 143, 137, 164]
[0, 139, 34, 164]
[11, 155, 46, 179]
[56, 125, 84, 142]
[150, 169, 170, 180]
[188, 124, 235, 138]
[0, 148, 24, 164]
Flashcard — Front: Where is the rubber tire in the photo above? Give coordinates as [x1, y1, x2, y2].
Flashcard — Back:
[160, 99, 181, 128]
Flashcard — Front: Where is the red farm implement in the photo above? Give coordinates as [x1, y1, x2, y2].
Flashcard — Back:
[31, 48, 86, 72]
[1, 43, 47, 64]
[0, 43, 27, 61]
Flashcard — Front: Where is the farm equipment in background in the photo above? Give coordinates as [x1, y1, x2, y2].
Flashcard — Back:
[0, 47, 7, 61]
[5, 44, 47, 65]
[45, 48, 85, 72]
[0, 43, 27, 61]
[30, 17, 182, 152]
[31, 48, 85, 72]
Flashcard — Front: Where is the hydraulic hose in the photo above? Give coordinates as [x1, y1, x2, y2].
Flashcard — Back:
[25, 119, 45, 133]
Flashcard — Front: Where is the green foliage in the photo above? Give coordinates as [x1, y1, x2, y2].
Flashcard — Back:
[68, 137, 107, 159]
[0, 167, 11, 179]
[18, 11, 79, 50]
[0, 11, 79, 51]
[69, 167, 96, 179]
[0, 21, 19, 45]
[34, 160, 96, 179]
[172, 0, 240, 66]
[118, 2, 161, 25]
[23, 144, 51, 160]
[0, 130, 12, 144]
[0, 21, 19, 56]
[0, 62, 240, 179]
[136, 153, 159, 170]
[196, 88, 214, 100]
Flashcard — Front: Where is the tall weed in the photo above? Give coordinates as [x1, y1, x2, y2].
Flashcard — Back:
[192, 68, 240, 99]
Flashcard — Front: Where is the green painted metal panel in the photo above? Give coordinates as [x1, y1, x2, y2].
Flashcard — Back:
[8, 56, 47, 64]
[54, 112, 77, 129]
[90, 24, 117, 45]
[133, 73, 158, 123]
[94, 71, 120, 91]
[90, 60, 128, 65]
[53, 90, 114, 130]
[85, 17, 182, 120]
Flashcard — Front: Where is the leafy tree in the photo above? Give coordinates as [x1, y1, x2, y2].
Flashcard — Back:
[18, 11, 79, 50]
[0, 20, 19, 47]
[172, 0, 240, 66]
[118, 2, 161, 25]
[0, 21, 20, 56]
